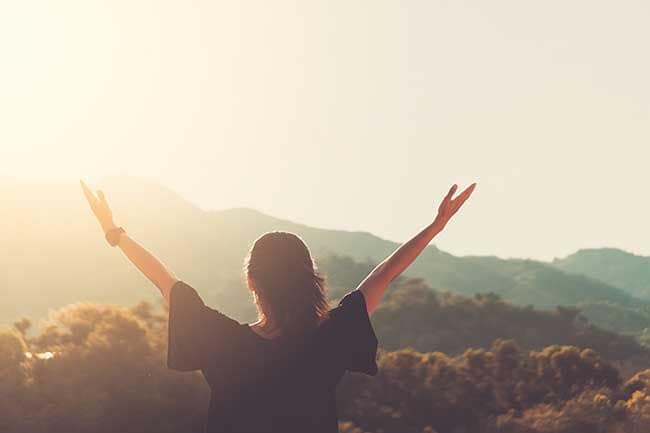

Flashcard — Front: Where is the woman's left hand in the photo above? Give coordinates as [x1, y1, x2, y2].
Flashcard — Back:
[81, 180, 117, 234]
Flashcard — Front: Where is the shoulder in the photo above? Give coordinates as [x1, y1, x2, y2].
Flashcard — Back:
[322, 289, 372, 334]
[329, 290, 369, 318]
[322, 289, 379, 375]
[339, 289, 368, 308]
[169, 280, 197, 302]
[169, 280, 242, 329]
[167, 281, 244, 371]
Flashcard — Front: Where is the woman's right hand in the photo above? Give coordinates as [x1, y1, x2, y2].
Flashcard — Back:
[81, 180, 117, 234]
[358, 182, 477, 314]
[432, 183, 476, 231]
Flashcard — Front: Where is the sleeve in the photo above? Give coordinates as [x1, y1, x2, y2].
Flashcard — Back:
[329, 289, 379, 376]
[167, 280, 241, 371]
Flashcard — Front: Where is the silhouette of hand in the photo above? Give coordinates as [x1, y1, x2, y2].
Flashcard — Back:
[81, 180, 117, 234]
[434, 183, 476, 230]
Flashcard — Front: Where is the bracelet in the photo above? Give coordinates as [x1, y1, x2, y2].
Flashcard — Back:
[105, 227, 126, 247]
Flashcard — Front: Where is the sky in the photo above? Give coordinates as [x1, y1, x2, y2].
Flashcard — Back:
[1, 0, 649, 261]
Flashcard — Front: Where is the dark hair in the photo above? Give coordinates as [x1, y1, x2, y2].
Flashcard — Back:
[244, 231, 329, 338]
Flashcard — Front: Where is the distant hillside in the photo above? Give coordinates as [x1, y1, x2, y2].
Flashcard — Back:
[553, 248, 650, 299]
[370, 277, 647, 365]
[2, 178, 649, 335]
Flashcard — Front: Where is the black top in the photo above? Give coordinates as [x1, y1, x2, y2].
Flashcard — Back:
[167, 281, 378, 433]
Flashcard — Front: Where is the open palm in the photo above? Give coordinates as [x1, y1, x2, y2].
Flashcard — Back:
[81, 180, 116, 233]
[434, 183, 476, 229]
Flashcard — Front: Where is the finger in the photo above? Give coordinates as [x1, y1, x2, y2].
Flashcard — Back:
[98, 190, 108, 206]
[443, 184, 458, 205]
[451, 183, 476, 212]
[457, 183, 476, 202]
[80, 180, 97, 204]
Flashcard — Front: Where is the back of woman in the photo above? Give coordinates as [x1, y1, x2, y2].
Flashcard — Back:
[168, 280, 378, 433]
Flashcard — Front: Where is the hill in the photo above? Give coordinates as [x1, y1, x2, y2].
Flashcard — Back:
[370, 277, 646, 364]
[553, 248, 650, 299]
[2, 178, 648, 335]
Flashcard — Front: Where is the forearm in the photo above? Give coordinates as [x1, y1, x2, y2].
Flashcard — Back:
[116, 234, 178, 303]
[81, 182, 178, 303]
[359, 221, 444, 314]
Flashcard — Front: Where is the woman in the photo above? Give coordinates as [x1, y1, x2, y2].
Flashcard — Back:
[81, 181, 475, 433]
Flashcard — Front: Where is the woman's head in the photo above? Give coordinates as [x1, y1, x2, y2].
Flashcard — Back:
[244, 231, 329, 337]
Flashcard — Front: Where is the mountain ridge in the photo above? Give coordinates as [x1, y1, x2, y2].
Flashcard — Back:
[553, 247, 650, 300]
[2, 178, 649, 335]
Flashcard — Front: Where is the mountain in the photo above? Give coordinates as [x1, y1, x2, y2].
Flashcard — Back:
[1, 178, 648, 334]
[553, 248, 650, 300]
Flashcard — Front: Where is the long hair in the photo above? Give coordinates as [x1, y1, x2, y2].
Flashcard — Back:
[244, 231, 329, 338]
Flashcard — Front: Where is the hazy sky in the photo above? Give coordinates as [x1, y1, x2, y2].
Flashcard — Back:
[2, 1, 649, 260]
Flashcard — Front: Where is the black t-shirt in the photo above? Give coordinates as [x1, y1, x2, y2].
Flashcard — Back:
[167, 281, 378, 433]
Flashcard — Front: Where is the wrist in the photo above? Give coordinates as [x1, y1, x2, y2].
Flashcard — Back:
[430, 219, 446, 234]
[102, 222, 118, 235]
[105, 226, 126, 247]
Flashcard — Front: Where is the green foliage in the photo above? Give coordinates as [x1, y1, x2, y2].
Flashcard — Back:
[338, 344, 649, 433]
[1, 303, 208, 433]
[639, 329, 650, 349]
[576, 302, 650, 335]
[2, 282, 650, 433]
[0, 329, 29, 433]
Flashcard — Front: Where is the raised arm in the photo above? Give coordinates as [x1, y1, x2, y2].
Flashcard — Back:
[81, 181, 178, 304]
[357, 183, 476, 315]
